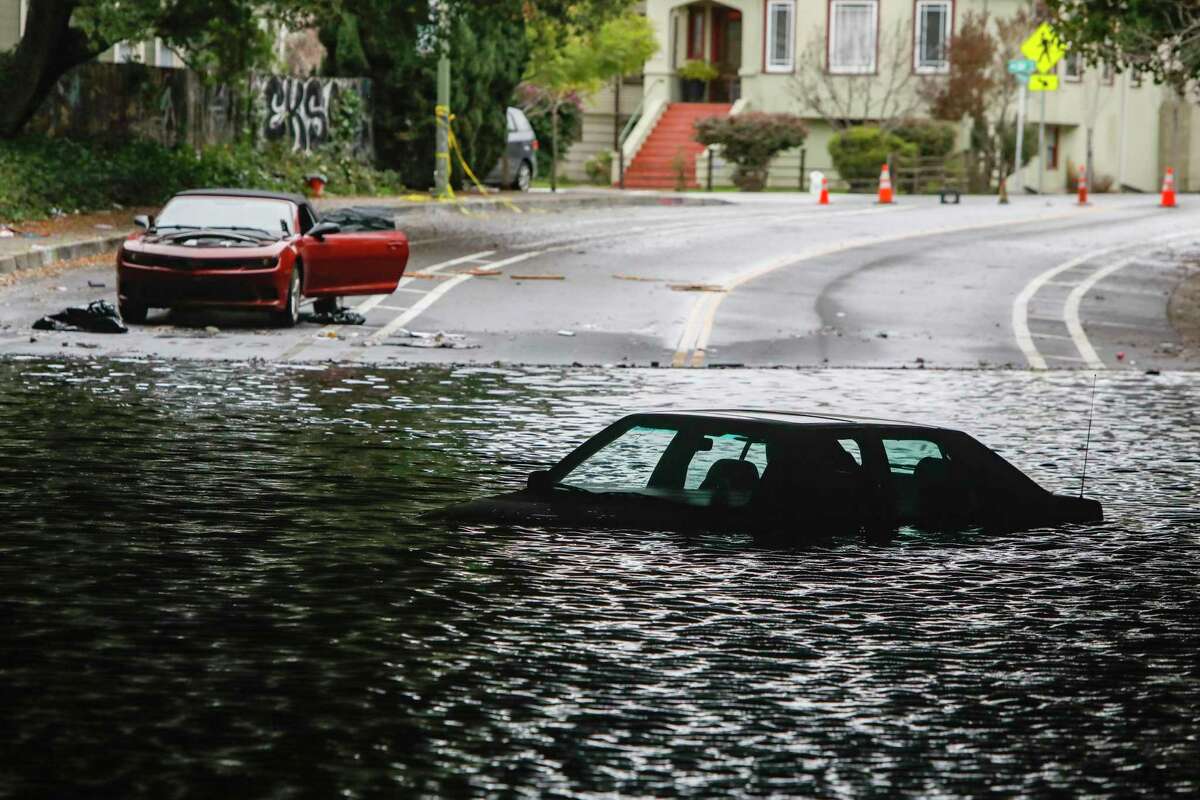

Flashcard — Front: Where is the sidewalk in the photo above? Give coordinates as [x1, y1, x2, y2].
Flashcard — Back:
[0, 208, 147, 276]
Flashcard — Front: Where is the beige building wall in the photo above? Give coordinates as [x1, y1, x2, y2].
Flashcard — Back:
[591, 0, 1189, 192]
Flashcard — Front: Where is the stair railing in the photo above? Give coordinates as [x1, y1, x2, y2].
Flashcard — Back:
[616, 78, 665, 189]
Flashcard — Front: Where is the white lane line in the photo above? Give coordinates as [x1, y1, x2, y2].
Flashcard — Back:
[368, 274, 473, 341]
[1032, 332, 1077, 341]
[1012, 231, 1194, 369]
[376, 304, 409, 312]
[352, 250, 496, 315]
[676, 206, 1105, 367]
[1064, 257, 1136, 369]
[365, 250, 543, 343]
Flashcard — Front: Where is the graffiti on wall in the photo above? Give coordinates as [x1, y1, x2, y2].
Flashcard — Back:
[257, 76, 337, 152]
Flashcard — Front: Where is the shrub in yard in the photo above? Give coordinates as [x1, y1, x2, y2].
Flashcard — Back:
[827, 126, 916, 190]
[584, 150, 613, 185]
[890, 119, 957, 159]
[693, 112, 809, 192]
[0, 137, 406, 222]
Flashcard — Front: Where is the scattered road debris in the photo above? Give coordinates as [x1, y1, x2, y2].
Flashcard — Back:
[510, 274, 565, 280]
[388, 329, 479, 349]
[33, 299, 128, 333]
[406, 272, 450, 280]
[466, 268, 502, 277]
[612, 274, 664, 282]
[87, 281, 106, 288]
[302, 308, 367, 325]
[556, 330, 576, 337]
[669, 283, 726, 293]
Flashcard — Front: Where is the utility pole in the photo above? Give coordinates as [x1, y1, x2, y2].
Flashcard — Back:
[433, 2, 451, 198]
[1117, 70, 1128, 190]
[1037, 89, 1046, 195]
[1014, 80, 1027, 193]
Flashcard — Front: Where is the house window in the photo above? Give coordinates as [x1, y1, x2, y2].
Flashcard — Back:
[829, 0, 878, 74]
[1063, 51, 1082, 81]
[115, 42, 139, 63]
[687, 7, 705, 60]
[1046, 126, 1059, 170]
[914, 0, 951, 73]
[766, 0, 796, 72]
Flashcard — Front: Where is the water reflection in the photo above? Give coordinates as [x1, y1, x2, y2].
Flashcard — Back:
[1, 358, 1197, 797]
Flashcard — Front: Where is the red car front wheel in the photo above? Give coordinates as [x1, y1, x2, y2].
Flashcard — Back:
[273, 266, 301, 327]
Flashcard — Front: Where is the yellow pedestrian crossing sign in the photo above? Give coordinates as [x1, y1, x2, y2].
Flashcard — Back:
[1021, 23, 1066, 74]
[1029, 73, 1059, 92]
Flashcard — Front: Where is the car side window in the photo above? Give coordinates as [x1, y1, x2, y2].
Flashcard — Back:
[838, 439, 863, 465]
[559, 425, 677, 492]
[684, 434, 767, 489]
[882, 438, 945, 474]
[298, 205, 316, 234]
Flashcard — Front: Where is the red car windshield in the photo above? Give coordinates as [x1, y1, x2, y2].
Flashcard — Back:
[156, 197, 295, 236]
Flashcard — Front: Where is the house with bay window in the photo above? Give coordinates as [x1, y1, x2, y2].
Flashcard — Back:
[563, 0, 1199, 194]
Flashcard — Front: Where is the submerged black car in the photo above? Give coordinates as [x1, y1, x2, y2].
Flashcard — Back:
[437, 410, 1103, 536]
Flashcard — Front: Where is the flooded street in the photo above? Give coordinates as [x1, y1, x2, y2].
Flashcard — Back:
[2, 357, 1198, 797]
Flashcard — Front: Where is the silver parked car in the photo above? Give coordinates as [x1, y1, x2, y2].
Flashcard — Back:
[485, 107, 539, 192]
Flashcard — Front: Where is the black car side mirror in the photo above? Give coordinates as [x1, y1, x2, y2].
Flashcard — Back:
[133, 214, 152, 230]
[527, 470, 552, 493]
[308, 221, 341, 241]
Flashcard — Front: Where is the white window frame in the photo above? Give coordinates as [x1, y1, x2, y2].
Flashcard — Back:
[914, 0, 951, 74]
[765, 0, 796, 73]
[828, 0, 879, 75]
[1063, 51, 1083, 81]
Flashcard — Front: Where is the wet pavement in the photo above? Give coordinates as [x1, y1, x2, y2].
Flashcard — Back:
[1, 194, 1198, 370]
[2, 358, 1198, 796]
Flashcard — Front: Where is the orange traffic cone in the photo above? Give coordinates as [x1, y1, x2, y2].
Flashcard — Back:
[877, 164, 893, 204]
[819, 175, 829, 205]
[1076, 164, 1088, 205]
[1161, 167, 1177, 207]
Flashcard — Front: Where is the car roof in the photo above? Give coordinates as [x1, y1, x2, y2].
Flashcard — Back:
[175, 188, 310, 206]
[632, 408, 944, 430]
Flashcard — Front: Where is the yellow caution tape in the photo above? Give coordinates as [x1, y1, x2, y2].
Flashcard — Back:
[434, 106, 522, 215]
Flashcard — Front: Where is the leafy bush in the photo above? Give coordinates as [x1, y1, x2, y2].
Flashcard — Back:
[828, 126, 916, 190]
[694, 112, 808, 191]
[890, 119, 957, 158]
[677, 60, 720, 82]
[0, 137, 406, 222]
[584, 150, 613, 185]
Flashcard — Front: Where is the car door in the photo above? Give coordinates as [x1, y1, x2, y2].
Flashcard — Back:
[300, 230, 409, 297]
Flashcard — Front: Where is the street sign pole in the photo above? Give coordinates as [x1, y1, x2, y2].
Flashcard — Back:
[1015, 81, 1027, 193]
[1038, 89, 1046, 195]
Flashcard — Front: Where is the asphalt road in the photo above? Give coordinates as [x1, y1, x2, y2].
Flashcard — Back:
[2, 193, 1198, 370]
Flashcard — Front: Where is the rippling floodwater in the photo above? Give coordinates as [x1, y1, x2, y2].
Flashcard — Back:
[1, 357, 1198, 798]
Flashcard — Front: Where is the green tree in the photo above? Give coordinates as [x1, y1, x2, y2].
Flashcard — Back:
[1042, 0, 1200, 91]
[523, 9, 658, 190]
[0, 0, 306, 138]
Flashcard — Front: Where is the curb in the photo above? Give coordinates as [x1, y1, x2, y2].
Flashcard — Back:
[343, 193, 731, 221]
[0, 233, 127, 276]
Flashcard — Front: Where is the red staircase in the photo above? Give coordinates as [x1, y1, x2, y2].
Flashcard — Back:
[622, 103, 732, 190]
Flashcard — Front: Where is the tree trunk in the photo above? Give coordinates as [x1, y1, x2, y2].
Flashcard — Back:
[0, 0, 108, 138]
[551, 101, 559, 193]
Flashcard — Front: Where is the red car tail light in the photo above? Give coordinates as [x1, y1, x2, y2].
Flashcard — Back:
[532, 140, 540, 151]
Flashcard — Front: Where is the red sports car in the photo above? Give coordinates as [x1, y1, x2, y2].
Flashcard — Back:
[117, 188, 409, 326]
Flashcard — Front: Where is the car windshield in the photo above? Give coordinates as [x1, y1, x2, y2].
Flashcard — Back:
[155, 197, 294, 235]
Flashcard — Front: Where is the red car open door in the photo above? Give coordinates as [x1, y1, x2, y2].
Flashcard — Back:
[300, 231, 409, 298]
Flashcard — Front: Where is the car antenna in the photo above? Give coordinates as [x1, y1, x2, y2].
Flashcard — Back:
[1080, 373, 1097, 497]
